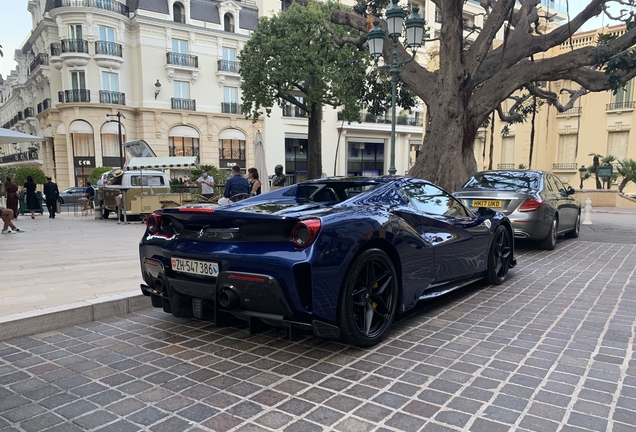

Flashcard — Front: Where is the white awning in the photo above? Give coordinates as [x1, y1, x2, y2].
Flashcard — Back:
[39, 127, 52, 138]
[219, 128, 246, 140]
[56, 123, 66, 136]
[169, 125, 199, 138]
[124, 156, 199, 171]
[69, 120, 94, 134]
[348, 137, 386, 144]
[101, 122, 126, 135]
[285, 132, 308, 140]
[0, 128, 44, 144]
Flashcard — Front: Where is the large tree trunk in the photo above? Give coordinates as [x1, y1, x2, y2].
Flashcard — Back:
[307, 102, 323, 180]
[408, 103, 478, 192]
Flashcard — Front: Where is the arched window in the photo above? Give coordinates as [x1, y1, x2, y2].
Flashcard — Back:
[224, 14, 235, 33]
[219, 128, 246, 171]
[69, 120, 95, 186]
[173, 2, 185, 23]
[100, 121, 126, 168]
[169, 125, 200, 157]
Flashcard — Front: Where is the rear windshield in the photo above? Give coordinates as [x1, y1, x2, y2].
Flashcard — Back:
[297, 182, 377, 202]
[462, 172, 540, 191]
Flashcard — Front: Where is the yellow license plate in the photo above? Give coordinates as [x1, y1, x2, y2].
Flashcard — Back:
[471, 199, 502, 208]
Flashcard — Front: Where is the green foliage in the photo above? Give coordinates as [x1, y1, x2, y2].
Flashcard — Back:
[615, 158, 636, 192]
[586, 153, 619, 189]
[362, 69, 417, 117]
[594, 33, 636, 93]
[88, 166, 112, 184]
[189, 165, 230, 185]
[14, 167, 47, 185]
[240, 1, 370, 124]
[518, 164, 527, 169]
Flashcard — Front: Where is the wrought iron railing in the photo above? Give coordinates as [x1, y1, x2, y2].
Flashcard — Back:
[337, 111, 423, 126]
[282, 105, 306, 117]
[225, 23, 235, 33]
[221, 103, 243, 114]
[552, 163, 577, 170]
[171, 98, 196, 111]
[556, 107, 582, 116]
[95, 41, 122, 57]
[169, 146, 199, 157]
[606, 101, 635, 110]
[17, 112, 24, 121]
[43, 98, 51, 110]
[99, 90, 125, 105]
[219, 148, 246, 160]
[59, 89, 91, 103]
[60, 39, 89, 54]
[23, 107, 35, 118]
[217, 59, 239, 72]
[0, 150, 39, 164]
[52, 0, 129, 16]
[37, 103, 43, 114]
[166, 52, 198, 68]
[50, 43, 61, 57]
[29, 53, 49, 74]
[174, 13, 185, 23]
[497, 163, 515, 169]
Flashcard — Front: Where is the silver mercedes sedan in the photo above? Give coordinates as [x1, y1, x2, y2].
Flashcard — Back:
[453, 170, 581, 250]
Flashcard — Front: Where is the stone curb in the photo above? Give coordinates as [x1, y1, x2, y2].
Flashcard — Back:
[0, 292, 152, 342]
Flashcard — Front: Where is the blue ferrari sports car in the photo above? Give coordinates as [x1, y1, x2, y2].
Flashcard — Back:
[139, 176, 516, 346]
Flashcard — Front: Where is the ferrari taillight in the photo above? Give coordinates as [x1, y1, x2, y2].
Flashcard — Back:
[146, 213, 162, 234]
[291, 219, 322, 248]
[519, 198, 543, 212]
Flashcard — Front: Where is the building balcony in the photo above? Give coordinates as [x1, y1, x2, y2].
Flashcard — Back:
[497, 163, 515, 169]
[171, 98, 196, 111]
[23, 107, 35, 119]
[166, 52, 198, 68]
[50, 39, 90, 69]
[58, 89, 91, 103]
[337, 111, 423, 127]
[94, 41, 124, 69]
[606, 101, 635, 112]
[166, 52, 199, 83]
[556, 107, 582, 117]
[99, 90, 125, 105]
[169, 146, 199, 157]
[51, 0, 129, 17]
[552, 163, 577, 171]
[174, 12, 186, 23]
[225, 23, 235, 33]
[221, 102, 242, 114]
[283, 105, 306, 118]
[219, 148, 246, 160]
[0, 150, 40, 165]
[37, 98, 51, 113]
[218, 59, 239, 73]
[28, 53, 49, 75]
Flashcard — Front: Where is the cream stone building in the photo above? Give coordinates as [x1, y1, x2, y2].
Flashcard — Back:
[473, 24, 636, 193]
[1, 0, 263, 189]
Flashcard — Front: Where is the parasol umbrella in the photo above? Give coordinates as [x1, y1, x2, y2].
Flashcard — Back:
[253, 130, 269, 193]
[0, 128, 44, 144]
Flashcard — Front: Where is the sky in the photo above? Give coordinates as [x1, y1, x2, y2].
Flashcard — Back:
[0, 0, 628, 79]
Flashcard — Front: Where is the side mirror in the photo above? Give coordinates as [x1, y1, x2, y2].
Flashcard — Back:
[566, 186, 575, 195]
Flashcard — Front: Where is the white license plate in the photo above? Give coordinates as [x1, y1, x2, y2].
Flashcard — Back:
[171, 257, 219, 277]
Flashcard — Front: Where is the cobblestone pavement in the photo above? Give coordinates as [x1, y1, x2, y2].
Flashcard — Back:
[1, 239, 636, 432]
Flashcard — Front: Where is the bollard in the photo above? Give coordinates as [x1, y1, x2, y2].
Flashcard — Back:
[582, 198, 592, 225]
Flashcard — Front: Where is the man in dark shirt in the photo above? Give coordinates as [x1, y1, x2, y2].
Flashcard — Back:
[220, 165, 249, 204]
[43, 177, 60, 219]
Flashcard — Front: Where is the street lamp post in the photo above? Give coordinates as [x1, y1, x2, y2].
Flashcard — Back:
[106, 111, 126, 168]
[367, 0, 425, 175]
[578, 165, 587, 190]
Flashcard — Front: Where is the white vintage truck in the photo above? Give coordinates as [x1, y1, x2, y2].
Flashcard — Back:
[98, 140, 198, 220]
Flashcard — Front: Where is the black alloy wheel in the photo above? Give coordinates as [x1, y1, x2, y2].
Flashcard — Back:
[486, 226, 512, 285]
[338, 249, 398, 347]
[539, 216, 558, 250]
[565, 213, 580, 238]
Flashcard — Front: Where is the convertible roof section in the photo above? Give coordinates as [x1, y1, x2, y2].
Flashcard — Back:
[124, 157, 199, 171]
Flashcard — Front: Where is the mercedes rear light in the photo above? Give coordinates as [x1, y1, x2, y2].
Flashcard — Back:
[519, 198, 543, 212]
[291, 218, 322, 248]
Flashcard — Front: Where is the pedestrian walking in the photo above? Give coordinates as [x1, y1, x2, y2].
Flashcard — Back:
[3, 176, 19, 219]
[43, 177, 60, 219]
[23, 175, 38, 219]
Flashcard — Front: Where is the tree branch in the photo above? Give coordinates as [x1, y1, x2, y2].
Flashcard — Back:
[526, 85, 588, 111]
[323, 18, 367, 49]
